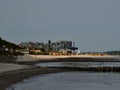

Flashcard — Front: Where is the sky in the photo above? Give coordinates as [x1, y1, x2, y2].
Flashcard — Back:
[0, 0, 120, 52]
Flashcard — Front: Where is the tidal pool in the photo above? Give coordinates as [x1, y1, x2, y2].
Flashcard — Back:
[7, 72, 120, 90]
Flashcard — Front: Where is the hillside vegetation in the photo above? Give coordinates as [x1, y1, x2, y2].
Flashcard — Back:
[0, 37, 19, 49]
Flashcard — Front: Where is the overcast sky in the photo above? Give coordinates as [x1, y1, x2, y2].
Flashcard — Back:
[0, 0, 120, 52]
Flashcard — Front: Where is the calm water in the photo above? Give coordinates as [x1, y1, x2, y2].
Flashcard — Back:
[6, 62, 120, 90]
[36, 62, 120, 67]
[7, 72, 120, 90]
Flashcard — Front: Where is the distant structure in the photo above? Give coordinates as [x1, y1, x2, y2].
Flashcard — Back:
[19, 41, 44, 49]
[68, 41, 78, 53]
[48, 40, 52, 52]
[19, 40, 74, 52]
[19, 40, 80, 55]
[51, 41, 72, 52]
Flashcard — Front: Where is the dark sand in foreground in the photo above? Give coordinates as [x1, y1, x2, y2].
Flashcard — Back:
[0, 67, 67, 90]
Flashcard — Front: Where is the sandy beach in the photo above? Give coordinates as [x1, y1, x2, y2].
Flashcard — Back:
[17, 55, 120, 61]
[0, 63, 31, 74]
[0, 55, 120, 90]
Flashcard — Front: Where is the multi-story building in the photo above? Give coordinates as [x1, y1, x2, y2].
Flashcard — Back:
[19, 40, 73, 52]
[19, 42, 44, 49]
[51, 41, 72, 52]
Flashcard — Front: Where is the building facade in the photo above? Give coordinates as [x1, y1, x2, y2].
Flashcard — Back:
[19, 42, 44, 49]
[51, 41, 72, 52]
[19, 40, 72, 52]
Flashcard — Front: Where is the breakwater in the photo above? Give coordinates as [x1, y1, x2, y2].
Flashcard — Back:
[48, 66, 120, 72]
[17, 57, 120, 72]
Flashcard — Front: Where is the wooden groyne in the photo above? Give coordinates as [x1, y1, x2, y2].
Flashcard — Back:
[59, 57, 120, 62]
[48, 66, 120, 72]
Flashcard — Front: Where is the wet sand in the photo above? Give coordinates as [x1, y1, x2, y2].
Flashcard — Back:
[0, 67, 67, 90]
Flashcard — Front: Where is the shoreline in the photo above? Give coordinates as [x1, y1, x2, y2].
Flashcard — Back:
[16, 55, 120, 65]
[3, 66, 120, 90]
[1, 55, 120, 90]
[0, 67, 67, 90]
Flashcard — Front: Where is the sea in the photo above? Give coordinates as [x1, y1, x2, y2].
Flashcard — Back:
[6, 62, 120, 90]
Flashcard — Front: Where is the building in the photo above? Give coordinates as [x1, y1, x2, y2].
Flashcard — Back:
[19, 40, 74, 52]
[19, 42, 44, 49]
[51, 41, 72, 52]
